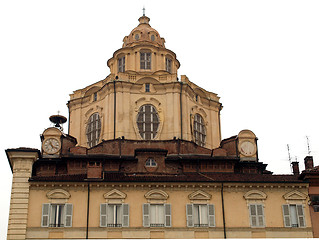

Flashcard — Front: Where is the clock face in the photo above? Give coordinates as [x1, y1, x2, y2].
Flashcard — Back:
[239, 141, 256, 156]
[43, 138, 61, 154]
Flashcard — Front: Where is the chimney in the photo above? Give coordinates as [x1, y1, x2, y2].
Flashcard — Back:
[304, 156, 314, 170]
[291, 161, 299, 175]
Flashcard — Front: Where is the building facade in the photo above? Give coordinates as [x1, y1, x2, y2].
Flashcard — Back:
[6, 14, 316, 239]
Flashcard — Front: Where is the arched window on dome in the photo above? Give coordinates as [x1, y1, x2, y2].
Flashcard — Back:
[137, 104, 159, 140]
[86, 112, 101, 147]
[165, 57, 172, 73]
[193, 114, 206, 147]
[118, 56, 125, 73]
[140, 52, 151, 70]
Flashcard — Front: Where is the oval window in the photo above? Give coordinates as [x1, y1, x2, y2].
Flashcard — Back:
[136, 104, 159, 140]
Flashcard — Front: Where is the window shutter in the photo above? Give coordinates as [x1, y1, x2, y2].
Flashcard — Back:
[249, 204, 257, 227]
[282, 204, 291, 227]
[186, 204, 194, 227]
[41, 203, 50, 227]
[256, 204, 265, 227]
[65, 203, 73, 227]
[164, 204, 171, 227]
[208, 204, 215, 227]
[122, 204, 129, 227]
[296, 204, 305, 227]
[143, 203, 150, 227]
[100, 203, 107, 227]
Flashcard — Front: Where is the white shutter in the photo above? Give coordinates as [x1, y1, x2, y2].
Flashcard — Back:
[122, 204, 129, 227]
[282, 204, 291, 227]
[296, 204, 305, 227]
[100, 203, 107, 227]
[143, 203, 150, 227]
[65, 203, 73, 227]
[186, 204, 193, 227]
[208, 204, 215, 227]
[256, 204, 265, 227]
[249, 204, 257, 227]
[164, 204, 171, 227]
[41, 203, 50, 227]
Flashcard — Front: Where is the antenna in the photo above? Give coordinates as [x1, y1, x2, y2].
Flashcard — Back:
[306, 136, 311, 155]
[142, 6, 145, 16]
[287, 144, 293, 173]
[287, 144, 292, 164]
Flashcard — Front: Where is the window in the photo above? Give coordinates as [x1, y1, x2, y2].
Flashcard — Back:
[193, 114, 206, 147]
[145, 83, 150, 92]
[93, 92, 97, 101]
[165, 58, 172, 73]
[86, 112, 101, 147]
[118, 56, 125, 73]
[249, 204, 265, 227]
[140, 52, 151, 69]
[151, 34, 155, 41]
[100, 203, 129, 227]
[145, 158, 157, 167]
[137, 104, 159, 140]
[143, 203, 171, 227]
[186, 204, 215, 227]
[135, 34, 140, 40]
[282, 204, 305, 228]
[41, 203, 73, 227]
[310, 195, 319, 212]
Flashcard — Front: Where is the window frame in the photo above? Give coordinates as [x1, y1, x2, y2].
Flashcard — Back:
[165, 57, 172, 73]
[140, 52, 151, 70]
[143, 203, 171, 227]
[118, 56, 125, 73]
[41, 203, 73, 228]
[249, 203, 265, 228]
[136, 104, 160, 140]
[186, 204, 215, 228]
[282, 204, 306, 228]
[86, 112, 101, 148]
[100, 203, 129, 228]
[193, 113, 206, 147]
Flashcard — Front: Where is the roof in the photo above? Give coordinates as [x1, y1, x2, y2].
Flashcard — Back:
[30, 172, 303, 184]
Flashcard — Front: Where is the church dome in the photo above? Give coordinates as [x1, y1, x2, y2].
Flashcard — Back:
[122, 15, 165, 48]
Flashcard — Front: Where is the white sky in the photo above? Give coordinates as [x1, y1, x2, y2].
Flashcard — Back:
[0, 0, 318, 237]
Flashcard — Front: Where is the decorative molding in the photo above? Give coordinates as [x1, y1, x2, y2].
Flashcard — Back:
[145, 189, 168, 203]
[188, 190, 211, 203]
[244, 190, 267, 200]
[104, 189, 126, 199]
[46, 189, 70, 204]
[283, 190, 307, 204]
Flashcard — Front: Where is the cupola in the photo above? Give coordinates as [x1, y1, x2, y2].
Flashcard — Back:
[122, 15, 165, 48]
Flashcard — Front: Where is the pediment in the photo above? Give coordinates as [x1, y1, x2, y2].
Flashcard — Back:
[46, 189, 70, 199]
[244, 190, 267, 200]
[283, 190, 307, 200]
[189, 190, 211, 200]
[104, 189, 126, 199]
[145, 189, 168, 200]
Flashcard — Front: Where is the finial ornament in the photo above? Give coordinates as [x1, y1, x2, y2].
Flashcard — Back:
[143, 6, 145, 16]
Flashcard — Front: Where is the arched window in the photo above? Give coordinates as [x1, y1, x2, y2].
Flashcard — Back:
[193, 114, 206, 147]
[140, 52, 151, 69]
[137, 104, 159, 140]
[86, 113, 101, 147]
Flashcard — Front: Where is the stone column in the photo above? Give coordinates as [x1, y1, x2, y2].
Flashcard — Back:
[6, 148, 39, 240]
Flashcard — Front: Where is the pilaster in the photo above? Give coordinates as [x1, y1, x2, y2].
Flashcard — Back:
[6, 148, 39, 240]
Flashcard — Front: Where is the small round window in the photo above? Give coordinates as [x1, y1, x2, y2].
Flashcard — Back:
[136, 104, 159, 140]
[86, 112, 101, 147]
[145, 158, 157, 167]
